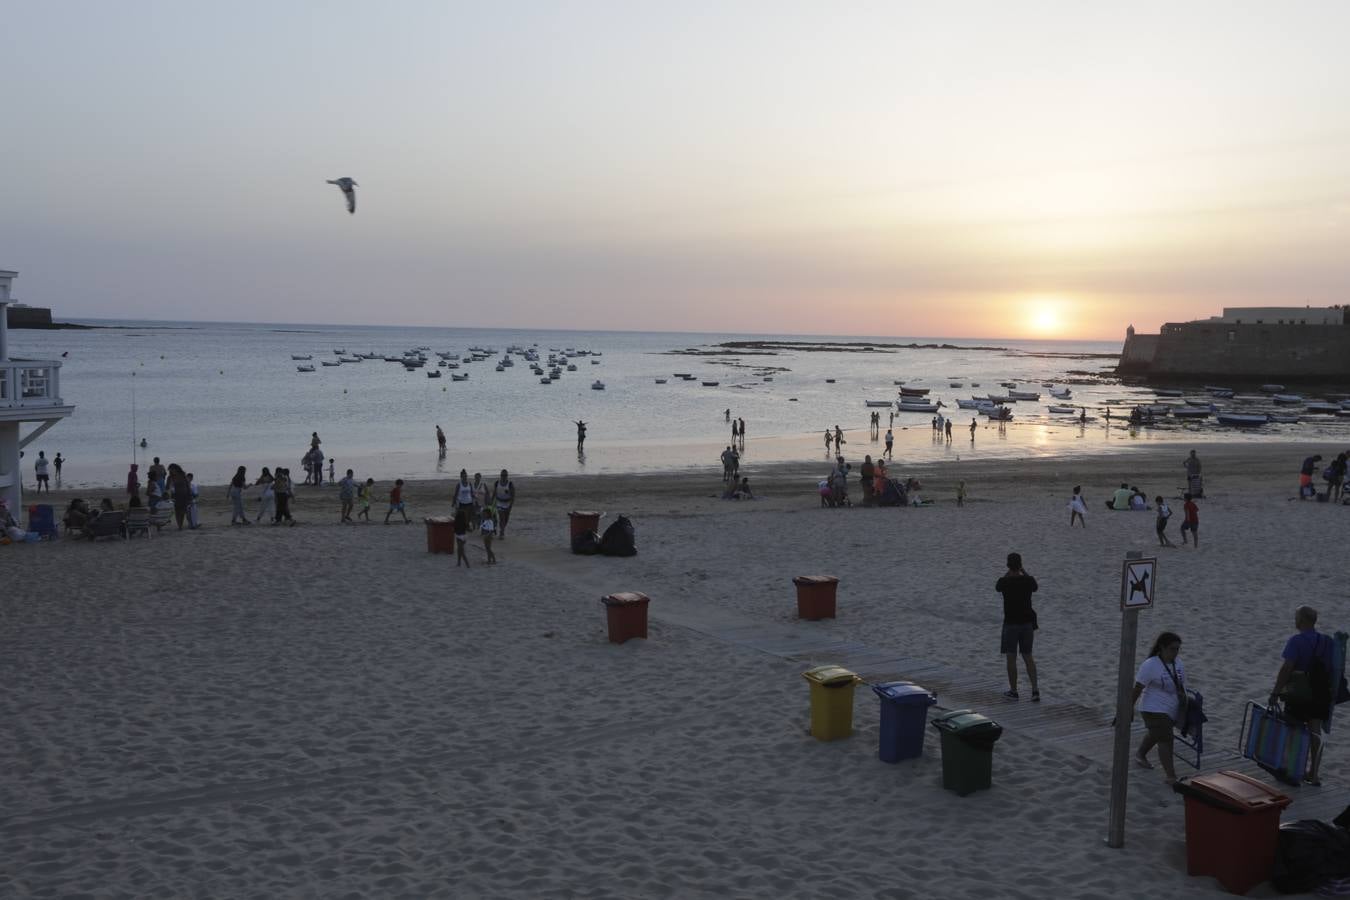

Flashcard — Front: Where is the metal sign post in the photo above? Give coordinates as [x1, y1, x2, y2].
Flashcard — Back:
[1107, 551, 1156, 848]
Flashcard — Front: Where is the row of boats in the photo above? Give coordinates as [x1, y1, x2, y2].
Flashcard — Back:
[293, 345, 606, 387]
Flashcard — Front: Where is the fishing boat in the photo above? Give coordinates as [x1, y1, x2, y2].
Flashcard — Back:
[495, 365, 505, 372]
[702, 381, 720, 387]
[427, 370, 442, 378]
[540, 377, 552, 384]
[321, 360, 341, 367]
[1184, 398, 1214, 406]
[291, 354, 313, 360]
[567, 364, 578, 371]
[897, 401, 943, 413]
[1047, 405, 1079, 414]
[865, 400, 894, 407]
[451, 373, 469, 382]
[673, 373, 692, 378]
[591, 359, 601, 365]
[1008, 390, 1041, 401]
[296, 365, 315, 373]
[982, 406, 1013, 420]
[956, 399, 992, 410]
[825, 379, 836, 383]
[1216, 413, 1268, 427]
[949, 382, 963, 388]
[655, 378, 667, 384]
[1050, 388, 1072, 399]
[762, 376, 773, 382]
[591, 380, 605, 390]
[899, 387, 930, 397]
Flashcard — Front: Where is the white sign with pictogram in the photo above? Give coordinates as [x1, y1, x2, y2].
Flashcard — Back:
[1120, 557, 1157, 610]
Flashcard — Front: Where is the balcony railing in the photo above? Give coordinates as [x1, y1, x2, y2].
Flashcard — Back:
[0, 360, 64, 408]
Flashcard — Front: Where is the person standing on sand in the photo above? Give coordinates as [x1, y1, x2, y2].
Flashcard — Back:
[969, 418, 977, 441]
[454, 507, 471, 567]
[53, 452, 64, 486]
[1325, 452, 1347, 503]
[884, 428, 893, 459]
[721, 447, 733, 483]
[1155, 496, 1175, 547]
[944, 419, 953, 442]
[254, 467, 275, 523]
[186, 473, 200, 529]
[273, 468, 295, 525]
[738, 418, 746, 445]
[1132, 631, 1187, 785]
[860, 455, 875, 506]
[480, 507, 497, 564]
[730, 445, 740, 481]
[833, 425, 845, 453]
[1270, 606, 1335, 786]
[471, 473, 487, 528]
[358, 478, 374, 522]
[996, 552, 1040, 701]
[167, 463, 191, 530]
[228, 466, 251, 526]
[493, 469, 515, 538]
[339, 469, 356, 523]
[1178, 493, 1199, 546]
[731, 419, 739, 443]
[575, 420, 587, 450]
[34, 451, 50, 493]
[824, 429, 832, 456]
[1068, 485, 1087, 528]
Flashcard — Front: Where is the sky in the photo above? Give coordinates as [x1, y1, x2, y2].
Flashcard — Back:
[3, 1, 1349, 340]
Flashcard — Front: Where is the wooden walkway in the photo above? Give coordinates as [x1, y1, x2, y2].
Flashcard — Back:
[511, 541, 1350, 823]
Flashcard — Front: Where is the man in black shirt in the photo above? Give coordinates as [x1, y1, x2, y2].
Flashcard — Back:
[996, 552, 1040, 701]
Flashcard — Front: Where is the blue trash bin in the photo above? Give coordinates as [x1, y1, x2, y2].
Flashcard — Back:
[872, 681, 937, 763]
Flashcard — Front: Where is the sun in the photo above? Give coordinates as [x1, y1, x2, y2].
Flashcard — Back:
[1032, 305, 1059, 334]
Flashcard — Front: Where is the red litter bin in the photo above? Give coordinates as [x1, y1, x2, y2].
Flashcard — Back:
[601, 592, 650, 643]
[569, 510, 603, 542]
[424, 516, 455, 554]
[793, 575, 838, 620]
[1172, 770, 1291, 895]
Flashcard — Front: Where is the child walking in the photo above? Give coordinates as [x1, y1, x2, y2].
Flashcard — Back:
[338, 469, 356, 523]
[384, 479, 410, 524]
[1180, 493, 1199, 547]
[454, 508, 471, 567]
[1068, 485, 1087, 528]
[357, 478, 373, 522]
[1154, 495, 1174, 547]
[480, 507, 497, 564]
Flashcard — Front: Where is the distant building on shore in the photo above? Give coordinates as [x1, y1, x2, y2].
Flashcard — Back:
[5, 303, 54, 328]
[1117, 306, 1350, 383]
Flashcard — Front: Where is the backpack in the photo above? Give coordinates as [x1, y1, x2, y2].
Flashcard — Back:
[1283, 635, 1334, 720]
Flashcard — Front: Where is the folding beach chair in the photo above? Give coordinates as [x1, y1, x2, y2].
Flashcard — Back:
[26, 504, 58, 540]
[1173, 689, 1207, 770]
[1239, 701, 1311, 787]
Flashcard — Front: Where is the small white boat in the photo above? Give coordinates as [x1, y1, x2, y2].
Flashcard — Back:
[321, 360, 341, 367]
[956, 399, 992, 410]
[655, 378, 667, 384]
[296, 365, 315, 373]
[982, 406, 1013, 420]
[591, 380, 605, 390]
[1008, 390, 1040, 401]
[865, 400, 894, 407]
[898, 401, 943, 413]
[427, 370, 442, 378]
[1047, 405, 1079, 414]
[1050, 388, 1072, 399]
[291, 354, 313, 360]
[451, 373, 469, 381]
[1216, 413, 1268, 427]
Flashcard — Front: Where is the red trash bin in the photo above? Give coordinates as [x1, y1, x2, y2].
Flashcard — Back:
[569, 510, 603, 542]
[601, 592, 649, 643]
[1173, 770, 1291, 895]
[793, 575, 839, 620]
[424, 517, 455, 554]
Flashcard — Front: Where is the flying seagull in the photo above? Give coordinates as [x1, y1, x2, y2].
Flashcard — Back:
[326, 177, 358, 214]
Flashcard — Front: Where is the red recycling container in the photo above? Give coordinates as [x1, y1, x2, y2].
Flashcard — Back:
[424, 517, 455, 554]
[793, 575, 839, 620]
[1173, 770, 1291, 895]
[569, 510, 603, 542]
[601, 592, 650, 643]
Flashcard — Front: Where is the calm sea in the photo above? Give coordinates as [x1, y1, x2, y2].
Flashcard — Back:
[12, 321, 1346, 489]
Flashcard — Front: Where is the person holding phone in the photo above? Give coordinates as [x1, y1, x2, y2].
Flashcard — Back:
[996, 552, 1040, 701]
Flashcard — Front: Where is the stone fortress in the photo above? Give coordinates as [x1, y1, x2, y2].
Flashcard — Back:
[1117, 306, 1350, 383]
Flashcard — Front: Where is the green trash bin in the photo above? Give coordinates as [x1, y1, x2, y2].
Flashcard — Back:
[931, 709, 1003, 796]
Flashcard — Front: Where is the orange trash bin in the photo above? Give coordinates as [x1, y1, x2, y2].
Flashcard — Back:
[793, 575, 839, 620]
[601, 592, 650, 643]
[569, 510, 603, 543]
[1173, 770, 1291, 895]
[424, 516, 455, 554]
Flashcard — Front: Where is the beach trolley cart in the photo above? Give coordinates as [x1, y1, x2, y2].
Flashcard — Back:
[1172, 770, 1291, 895]
[1187, 473, 1204, 498]
[872, 681, 937, 763]
[423, 516, 455, 554]
[568, 510, 603, 548]
[931, 710, 1003, 796]
[793, 575, 839, 620]
[802, 665, 861, 741]
[1239, 702, 1312, 787]
[601, 591, 650, 644]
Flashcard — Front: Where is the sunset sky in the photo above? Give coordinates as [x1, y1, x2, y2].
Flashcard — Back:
[4, 2, 1348, 339]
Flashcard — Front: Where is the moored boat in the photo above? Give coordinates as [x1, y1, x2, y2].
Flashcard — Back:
[296, 365, 315, 373]
[1008, 390, 1040, 401]
[1046, 405, 1079, 414]
[865, 400, 894, 407]
[1216, 413, 1268, 427]
[291, 354, 313, 360]
[591, 380, 605, 390]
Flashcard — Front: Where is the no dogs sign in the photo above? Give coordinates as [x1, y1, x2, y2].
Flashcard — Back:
[1120, 558, 1157, 610]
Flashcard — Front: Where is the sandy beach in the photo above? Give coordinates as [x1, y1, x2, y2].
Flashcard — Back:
[3, 442, 1348, 898]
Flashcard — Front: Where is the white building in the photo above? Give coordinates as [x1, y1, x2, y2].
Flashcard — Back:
[0, 269, 74, 518]
[1204, 307, 1345, 326]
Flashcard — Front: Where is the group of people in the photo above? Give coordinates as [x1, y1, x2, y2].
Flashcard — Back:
[125, 456, 201, 529]
[998, 554, 1340, 787]
[30, 450, 65, 492]
[1300, 451, 1349, 502]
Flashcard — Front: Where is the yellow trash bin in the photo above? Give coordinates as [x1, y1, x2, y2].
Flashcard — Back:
[802, 665, 861, 741]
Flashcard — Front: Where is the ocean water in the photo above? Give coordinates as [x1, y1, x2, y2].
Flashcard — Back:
[12, 320, 1348, 489]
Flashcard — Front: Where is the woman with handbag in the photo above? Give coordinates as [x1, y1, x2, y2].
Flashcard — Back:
[1132, 631, 1188, 785]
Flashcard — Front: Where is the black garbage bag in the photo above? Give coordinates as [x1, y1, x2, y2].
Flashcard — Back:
[1270, 820, 1350, 894]
[571, 529, 601, 555]
[599, 515, 637, 557]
